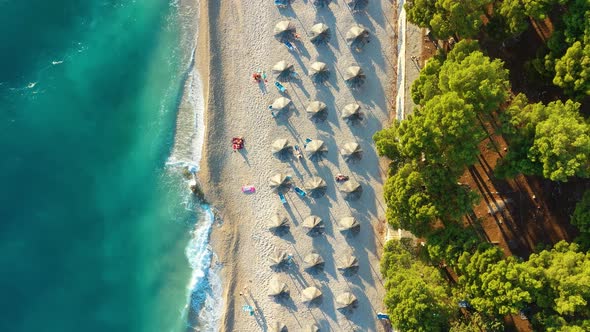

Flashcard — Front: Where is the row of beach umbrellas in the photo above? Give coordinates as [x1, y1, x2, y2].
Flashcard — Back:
[268, 172, 363, 197]
[271, 97, 363, 121]
[274, 21, 370, 51]
[272, 60, 366, 87]
[270, 138, 363, 161]
[268, 213, 360, 232]
[268, 278, 358, 307]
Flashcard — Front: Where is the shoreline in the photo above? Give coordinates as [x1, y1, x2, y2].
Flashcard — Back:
[195, 0, 395, 330]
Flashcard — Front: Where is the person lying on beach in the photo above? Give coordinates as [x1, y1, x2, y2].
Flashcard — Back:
[335, 174, 349, 181]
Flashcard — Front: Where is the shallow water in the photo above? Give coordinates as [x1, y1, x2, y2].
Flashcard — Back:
[0, 0, 217, 331]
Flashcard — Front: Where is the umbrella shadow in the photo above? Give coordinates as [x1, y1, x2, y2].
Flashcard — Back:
[273, 292, 298, 312]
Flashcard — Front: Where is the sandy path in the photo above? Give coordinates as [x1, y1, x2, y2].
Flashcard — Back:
[198, 0, 395, 331]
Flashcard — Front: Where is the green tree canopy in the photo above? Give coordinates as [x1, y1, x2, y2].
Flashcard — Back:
[400, 93, 484, 171]
[410, 40, 510, 114]
[438, 47, 510, 114]
[553, 41, 590, 96]
[529, 100, 590, 181]
[382, 240, 454, 332]
[499, 95, 590, 181]
[405, 0, 493, 39]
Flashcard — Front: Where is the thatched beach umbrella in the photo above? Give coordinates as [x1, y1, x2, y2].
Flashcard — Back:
[340, 142, 362, 161]
[346, 25, 370, 51]
[305, 324, 320, 332]
[302, 215, 322, 230]
[306, 101, 327, 121]
[312, 0, 331, 8]
[341, 102, 361, 121]
[337, 255, 359, 270]
[274, 20, 296, 41]
[347, 0, 369, 11]
[305, 139, 327, 161]
[301, 286, 322, 302]
[272, 60, 295, 82]
[271, 138, 291, 154]
[270, 321, 287, 332]
[268, 212, 288, 229]
[344, 66, 366, 88]
[336, 292, 358, 308]
[309, 61, 330, 83]
[269, 250, 288, 266]
[269, 173, 289, 188]
[310, 23, 330, 45]
[339, 181, 362, 200]
[304, 252, 324, 269]
[268, 278, 289, 296]
[271, 97, 292, 112]
[304, 177, 327, 198]
[338, 216, 359, 231]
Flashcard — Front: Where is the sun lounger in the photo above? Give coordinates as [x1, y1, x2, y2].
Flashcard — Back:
[294, 145, 303, 159]
[274, 81, 287, 93]
[274, 0, 288, 7]
[294, 186, 306, 197]
[242, 185, 256, 194]
[284, 40, 296, 51]
[279, 192, 288, 204]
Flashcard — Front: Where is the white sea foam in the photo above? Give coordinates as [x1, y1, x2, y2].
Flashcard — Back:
[166, 0, 223, 330]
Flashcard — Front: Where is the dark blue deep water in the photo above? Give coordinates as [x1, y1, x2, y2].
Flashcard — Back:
[0, 1, 205, 331]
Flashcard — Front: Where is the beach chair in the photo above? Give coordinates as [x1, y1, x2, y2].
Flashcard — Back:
[294, 186, 307, 197]
[279, 192, 288, 204]
[274, 81, 287, 93]
[293, 145, 303, 159]
[284, 40, 296, 51]
[274, 0, 288, 8]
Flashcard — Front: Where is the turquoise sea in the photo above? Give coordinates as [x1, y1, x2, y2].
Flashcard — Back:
[0, 1, 219, 331]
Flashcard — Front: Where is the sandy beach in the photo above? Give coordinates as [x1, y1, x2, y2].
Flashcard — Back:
[197, 0, 395, 330]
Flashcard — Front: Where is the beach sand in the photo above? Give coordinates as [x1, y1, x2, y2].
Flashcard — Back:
[197, 0, 395, 330]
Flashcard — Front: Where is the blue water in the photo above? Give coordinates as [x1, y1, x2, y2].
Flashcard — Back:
[0, 1, 218, 331]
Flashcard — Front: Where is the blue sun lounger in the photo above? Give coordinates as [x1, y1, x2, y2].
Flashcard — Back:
[284, 40, 296, 51]
[274, 0, 288, 8]
[274, 81, 287, 93]
[294, 186, 306, 197]
[279, 192, 287, 204]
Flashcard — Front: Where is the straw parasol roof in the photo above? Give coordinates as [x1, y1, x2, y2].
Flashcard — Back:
[305, 324, 320, 332]
[344, 66, 366, 88]
[269, 173, 289, 188]
[336, 292, 358, 308]
[347, 0, 369, 11]
[340, 142, 362, 161]
[339, 181, 362, 200]
[271, 138, 291, 153]
[309, 61, 330, 83]
[274, 20, 296, 40]
[301, 286, 322, 302]
[268, 212, 288, 229]
[269, 250, 288, 266]
[302, 215, 322, 229]
[346, 25, 370, 51]
[337, 255, 359, 270]
[304, 252, 325, 268]
[338, 216, 359, 231]
[341, 102, 361, 120]
[268, 278, 289, 296]
[304, 177, 327, 198]
[306, 101, 327, 121]
[305, 140, 327, 160]
[310, 23, 330, 45]
[271, 97, 292, 112]
[270, 321, 287, 332]
[272, 60, 295, 82]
